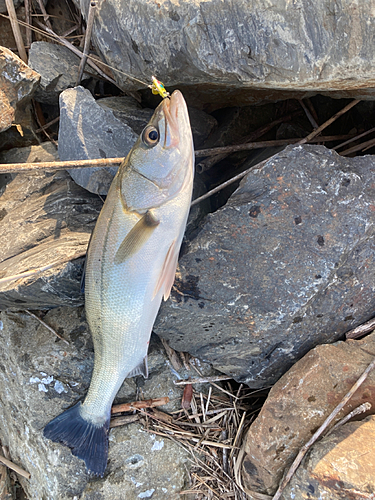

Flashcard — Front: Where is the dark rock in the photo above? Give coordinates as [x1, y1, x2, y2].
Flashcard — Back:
[281, 415, 375, 500]
[0, 169, 102, 310]
[0, 46, 40, 134]
[0, 142, 59, 195]
[99, 97, 216, 147]
[78, 0, 375, 107]
[242, 332, 375, 496]
[154, 145, 375, 386]
[97, 95, 154, 136]
[58, 86, 138, 195]
[0, 0, 22, 14]
[0, 307, 216, 499]
[28, 42, 95, 104]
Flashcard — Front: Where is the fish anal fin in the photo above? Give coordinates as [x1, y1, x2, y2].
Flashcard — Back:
[114, 211, 159, 265]
[152, 239, 179, 301]
[127, 355, 148, 379]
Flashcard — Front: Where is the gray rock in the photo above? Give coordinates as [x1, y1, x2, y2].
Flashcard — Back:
[28, 42, 95, 105]
[154, 145, 375, 387]
[281, 415, 375, 500]
[97, 96, 153, 136]
[0, 0, 22, 14]
[0, 46, 40, 134]
[77, 0, 375, 106]
[0, 141, 59, 164]
[0, 307, 208, 499]
[98, 96, 216, 147]
[0, 169, 102, 310]
[58, 86, 138, 195]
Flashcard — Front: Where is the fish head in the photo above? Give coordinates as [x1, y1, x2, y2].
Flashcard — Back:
[120, 90, 194, 211]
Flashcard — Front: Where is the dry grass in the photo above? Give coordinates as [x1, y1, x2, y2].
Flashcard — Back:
[112, 354, 269, 500]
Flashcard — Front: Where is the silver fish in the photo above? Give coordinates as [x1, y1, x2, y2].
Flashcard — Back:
[44, 90, 194, 476]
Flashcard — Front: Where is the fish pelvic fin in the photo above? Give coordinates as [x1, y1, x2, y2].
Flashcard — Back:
[43, 402, 110, 477]
[127, 355, 149, 379]
[114, 210, 160, 265]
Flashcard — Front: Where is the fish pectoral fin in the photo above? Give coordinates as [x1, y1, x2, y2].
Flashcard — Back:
[127, 355, 149, 379]
[114, 211, 160, 264]
[152, 239, 179, 301]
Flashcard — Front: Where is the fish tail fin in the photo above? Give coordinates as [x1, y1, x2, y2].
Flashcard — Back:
[43, 402, 110, 477]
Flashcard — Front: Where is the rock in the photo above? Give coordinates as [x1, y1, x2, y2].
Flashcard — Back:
[0, 141, 59, 164]
[154, 145, 375, 386]
[0, 169, 102, 310]
[242, 332, 375, 497]
[78, 0, 375, 107]
[0, 46, 40, 134]
[281, 415, 375, 500]
[0, 0, 21, 14]
[58, 86, 138, 195]
[28, 42, 96, 105]
[99, 96, 216, 147]
[97, 96, 154, 136]
[0, 307, 214, 499]
[0, 141, 59, 196]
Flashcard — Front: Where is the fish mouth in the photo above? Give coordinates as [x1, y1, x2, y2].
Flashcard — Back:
[162, 90, 184, 149]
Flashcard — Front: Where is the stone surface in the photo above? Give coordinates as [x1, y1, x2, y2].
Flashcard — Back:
[0, 46, 40, 134]
[154, 145, 375, 386]
[0, 141, 59, 164]
[28, 42, 95, 104]
[76, 0, 375, 107]
[281, 415, 375, 500]
[0, 0, 22, 14]
[0, 169, 102, 310]
[0, 307, 197, 499]
[58, 86, 138, 195]
[242, 332, 375, 497]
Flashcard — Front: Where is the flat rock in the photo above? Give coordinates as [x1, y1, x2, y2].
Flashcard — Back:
[0, 307, 197, 499]
[58, 86, 138, 195]
[28, 41, 95, 104]
[0, 169, 102, 310]
[154, 145, 375, 386]
[0, 46, 40, 134]
[78, 0, 375, 107]
[281, 415, 375, 500]
[242, 332, 375, 497]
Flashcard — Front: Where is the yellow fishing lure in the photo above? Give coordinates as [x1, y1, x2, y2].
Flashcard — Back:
[150, 76, 170, 99]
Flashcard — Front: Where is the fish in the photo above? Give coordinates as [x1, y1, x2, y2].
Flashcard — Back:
[43, 90, 194, 477]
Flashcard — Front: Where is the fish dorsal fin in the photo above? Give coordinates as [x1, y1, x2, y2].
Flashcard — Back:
[114, 211, 159, 265]
[127, 356, 148, 379]
[152, 239, 179, 301]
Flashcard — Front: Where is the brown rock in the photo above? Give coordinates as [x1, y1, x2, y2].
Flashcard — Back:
[242, 332, 375, 497]
[0, 47, 40, 133]
[281, 415, 375, 500]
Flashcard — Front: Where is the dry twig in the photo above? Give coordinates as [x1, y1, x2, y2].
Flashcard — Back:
[297, 99, 360, 145]
[111, 397, 169, 414]
[346, 316, 375, 339]
[76, 1, 96, 85]
[0, 456, 30, 480]
[4, 0, 27, 62]
[24, 310, 69, 345]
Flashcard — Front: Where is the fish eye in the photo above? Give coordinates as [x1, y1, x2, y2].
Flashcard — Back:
[142, 126, 160, 148]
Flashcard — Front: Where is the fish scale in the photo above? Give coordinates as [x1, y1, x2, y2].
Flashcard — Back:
[44, 90, 194, 476]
